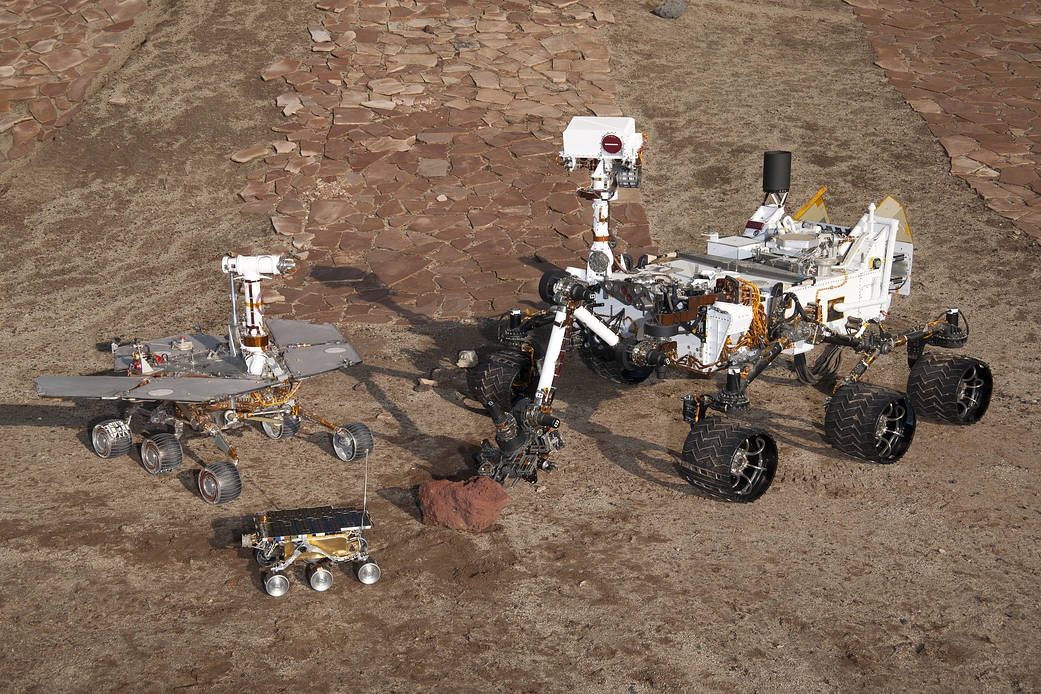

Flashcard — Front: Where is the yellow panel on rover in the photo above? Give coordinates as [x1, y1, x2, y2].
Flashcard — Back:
[875, 195, 913, 243]
[793, 186, 830, 224]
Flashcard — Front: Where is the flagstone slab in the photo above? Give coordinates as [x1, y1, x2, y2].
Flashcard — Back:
[229, 0, 654, 326]
[847, 0, 1041, 242]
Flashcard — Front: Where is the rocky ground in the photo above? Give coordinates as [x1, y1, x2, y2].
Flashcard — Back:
[2, 0, 1040, 692]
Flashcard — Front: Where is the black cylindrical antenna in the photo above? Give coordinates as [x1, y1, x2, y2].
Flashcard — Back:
[763, 150, 792, 194]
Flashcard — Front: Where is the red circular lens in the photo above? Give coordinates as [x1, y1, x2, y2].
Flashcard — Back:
[601, 134, 623, 154]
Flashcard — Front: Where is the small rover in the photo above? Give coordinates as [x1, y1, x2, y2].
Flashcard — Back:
[36, 254, 374, 504]
[469, 117, 992, 501]
[242, 504, 381, 597]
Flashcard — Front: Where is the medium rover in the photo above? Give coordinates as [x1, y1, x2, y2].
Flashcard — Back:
[36, 254, 374, 504]
[469, 117, 992, 501]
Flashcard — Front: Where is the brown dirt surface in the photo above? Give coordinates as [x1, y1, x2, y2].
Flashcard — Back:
[2, 1, 1041, 692]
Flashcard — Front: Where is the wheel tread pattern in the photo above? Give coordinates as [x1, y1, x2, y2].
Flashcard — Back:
[824, 383, 915, 463]
[198, 461, 242, 504]
[677, 419, 777, 502]
[907, 354, 991, 424]
[92, 419, 132, 459]
[141, 433, 183, 474]
[335, 422, 375, 461]
[467, 349, 532, 411]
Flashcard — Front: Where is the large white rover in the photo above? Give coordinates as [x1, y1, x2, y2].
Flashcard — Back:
[470, 116, 992, 501]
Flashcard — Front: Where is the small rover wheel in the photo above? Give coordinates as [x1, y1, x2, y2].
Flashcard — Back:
[794, 343, 842, 386]
[824, 383, 916, 463]
[579, 330, 653, 385]
[676, 419, 778, 502]
[308, 564, 335, 592]
[907, 354, 992, 424]
[261, 415, 301, 440]
[140, 433, 183, 475]
[264, 571, 290, 597]
[467, 349, 535, 412]
[91, 420, 132, 459]
[197, 461, 243, 504]
[356, 560, 381, 585]
[332, 422, 375, 462]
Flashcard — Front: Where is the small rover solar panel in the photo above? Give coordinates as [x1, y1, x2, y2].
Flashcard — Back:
[254, 506, 372, 540]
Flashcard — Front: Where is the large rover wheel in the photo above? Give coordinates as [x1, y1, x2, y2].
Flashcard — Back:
[906, 354, 992, 424]
[140, 433, 183, 474]
[467, 349, 535, 411]
[91, 420, 133, 459]
[676, 419, 778, 502]
[197, 461, 242, 504]
[332, 422, 375, 462]
[261, 414, 301, 440]
[579, 331, 654, 385]
[824, 383, 916, 463]
[794, 343, 842, 386]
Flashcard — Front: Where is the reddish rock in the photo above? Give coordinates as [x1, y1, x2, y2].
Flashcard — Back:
[417, 476, 510, 532]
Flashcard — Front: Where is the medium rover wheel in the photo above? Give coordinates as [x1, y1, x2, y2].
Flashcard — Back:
[261, 414, 301, 440]
[140, 433, 183, 474]
[467, 349, 535, 412]
[907, 354, 992, 424]
[676, 419, 778, 502]
[264, 571, 290, 597]
[331, 422, 375, 462]
[824, 383, 916, 463]
[91, 420, 132, 459]
[255, 545, 284, 569]
[579, 330, 654, 385]
[197, 461, 242, 504]
[794, 343, 842, 385]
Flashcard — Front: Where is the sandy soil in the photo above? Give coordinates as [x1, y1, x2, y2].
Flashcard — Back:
[2, 1, 1040, 692]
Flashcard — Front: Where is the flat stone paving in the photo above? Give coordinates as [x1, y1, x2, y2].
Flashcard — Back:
[847, 0, 1041, 242]
[10, 1, 1038, 324]
[0, 0, 149, 175]
[232, 0, 653, 325]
